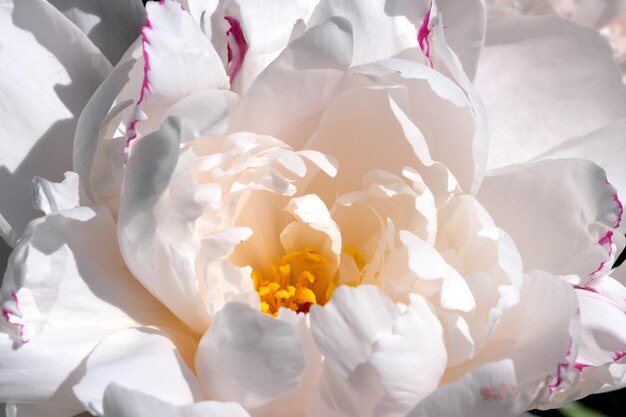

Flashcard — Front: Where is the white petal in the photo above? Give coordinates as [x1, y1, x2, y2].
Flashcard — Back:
[221, 0, 320, 92]
[307, 0, 421, 65]
[369, 294, 447, 417]
[408, 360, 535, 417]
[444, 271, 579, 398]
[551, 0, 626, 27]
[32, 172, 81, 215]
[310, 285, 399, 378]
[436, 0, 487, 80]
[233, 16, 353, 150]
[436, 195, 523, 364]
[476, 15, 626, 169]
[118, 118, 210, 333]
[128, 0, 228, 144]
[310, 286, 447, 417]
[1, 206, 175, 345]
[350, 58, 481, 194]
[73, 51, 138, 209]
[196, 303, 307, 413]
[574, 279, 626, 368]
[49, 0, 146, 64]
[0, 328, 109, 407]
[537, 117, 626, 233]
[399, 230, 476, 312]
[102, 384, 250, 417]
[73, 328, 204, 415]
[477, 159, 623, 281]
[0, 0, 111, 236]
[282, 194, 342, 258]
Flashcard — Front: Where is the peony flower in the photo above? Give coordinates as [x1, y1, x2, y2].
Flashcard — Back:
[0, 0, 625, 416]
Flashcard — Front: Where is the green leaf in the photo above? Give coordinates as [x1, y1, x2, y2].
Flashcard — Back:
[559, 402, 611, 417]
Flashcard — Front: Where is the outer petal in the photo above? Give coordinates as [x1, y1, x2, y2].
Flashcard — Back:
[408, 360, 535, 417]
[0, 203, 178, 407]
[477, 159, 624, 280]
[118, 118, 210, 333]
[307, 0, 421, 65]
[0, 205, 175, 345]
[475, 15, 626, 169]
[232, 16, 354, 150]
[538, 117, 626, 233]
[436, 0, 487, 80]
[310, 286, 447, 417]
[128, 0, 228, 144]
[73, 328, 204, 415]
[443, 271, 579, 404]
[0, 0, 111, 237]
[221, 0, 319, 91]
[195, 303, 309, 417]
[102, 384, 250, 417]
[48, 0, 146, 64]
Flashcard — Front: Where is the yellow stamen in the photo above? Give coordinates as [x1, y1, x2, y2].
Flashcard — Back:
[252, 245, 367, 317]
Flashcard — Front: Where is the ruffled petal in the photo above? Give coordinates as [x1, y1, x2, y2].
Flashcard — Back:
[232, 16, 354, 150]
[0, 0, 111, 237]
[310, 286, 447, 417]
[476, 15, 626, 169]
[73, 328, 204, 415]
[195, 303, 310, 416]
[118, 118, 212, 333]
[48, 0, 146, 64]
[477, 159, 624, 281]
[1, 205, 175, 345]
[443, 271, 579, 406]
[102, 384, 250, 417]
[538, 117, 626, 233]
[408, 360, 535, 417]
[436, 0, 487, 80]
[220, 0, 319, 91]
[127, 0, 228, 145]
[307, 0, 421, 65]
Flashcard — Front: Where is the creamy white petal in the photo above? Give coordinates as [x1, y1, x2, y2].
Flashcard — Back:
[233, 16, 353, 150]
[32, 172, 81, 215]
[408, 360, 535, 417]
[196, 303, 308, 415]
[400, 230, 476, 312]
[443, 271, 579, 401]
[436, 195, 523, 364]
[476, 15, 626, 169]
[102, 384, 250, 417]
[537, 118, 626, 233]
[73, 328, 204, 415]
[73, 51, 138, 210]
[118, 118, 210, 333]
[48, 0, 146, 64]
[1, 206, 175, 345]
[477, 159, 624, 281]
[307, 0, 421, 65]
[310, 286, 447, 417]
[0, 0, 111, 237]
[128, 0, 228, 144]
[436, 0, 487, 80]
[220, 0, 320, 92]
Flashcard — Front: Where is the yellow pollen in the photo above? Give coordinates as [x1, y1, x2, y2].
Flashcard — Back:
[252, 245, 368, 316]
[252, 247, 337, 317]
[343, 245, 366, 271]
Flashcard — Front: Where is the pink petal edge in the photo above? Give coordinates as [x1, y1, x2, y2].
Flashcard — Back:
[417, 1, 434, 68]
[224, 16, 249, 87]
[1, 291, 28, 344]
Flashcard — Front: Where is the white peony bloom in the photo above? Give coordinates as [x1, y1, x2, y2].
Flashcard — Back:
[0, 1, 625, 417]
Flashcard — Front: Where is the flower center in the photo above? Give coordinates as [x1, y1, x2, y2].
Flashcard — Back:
[252, 245, 365, 316]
